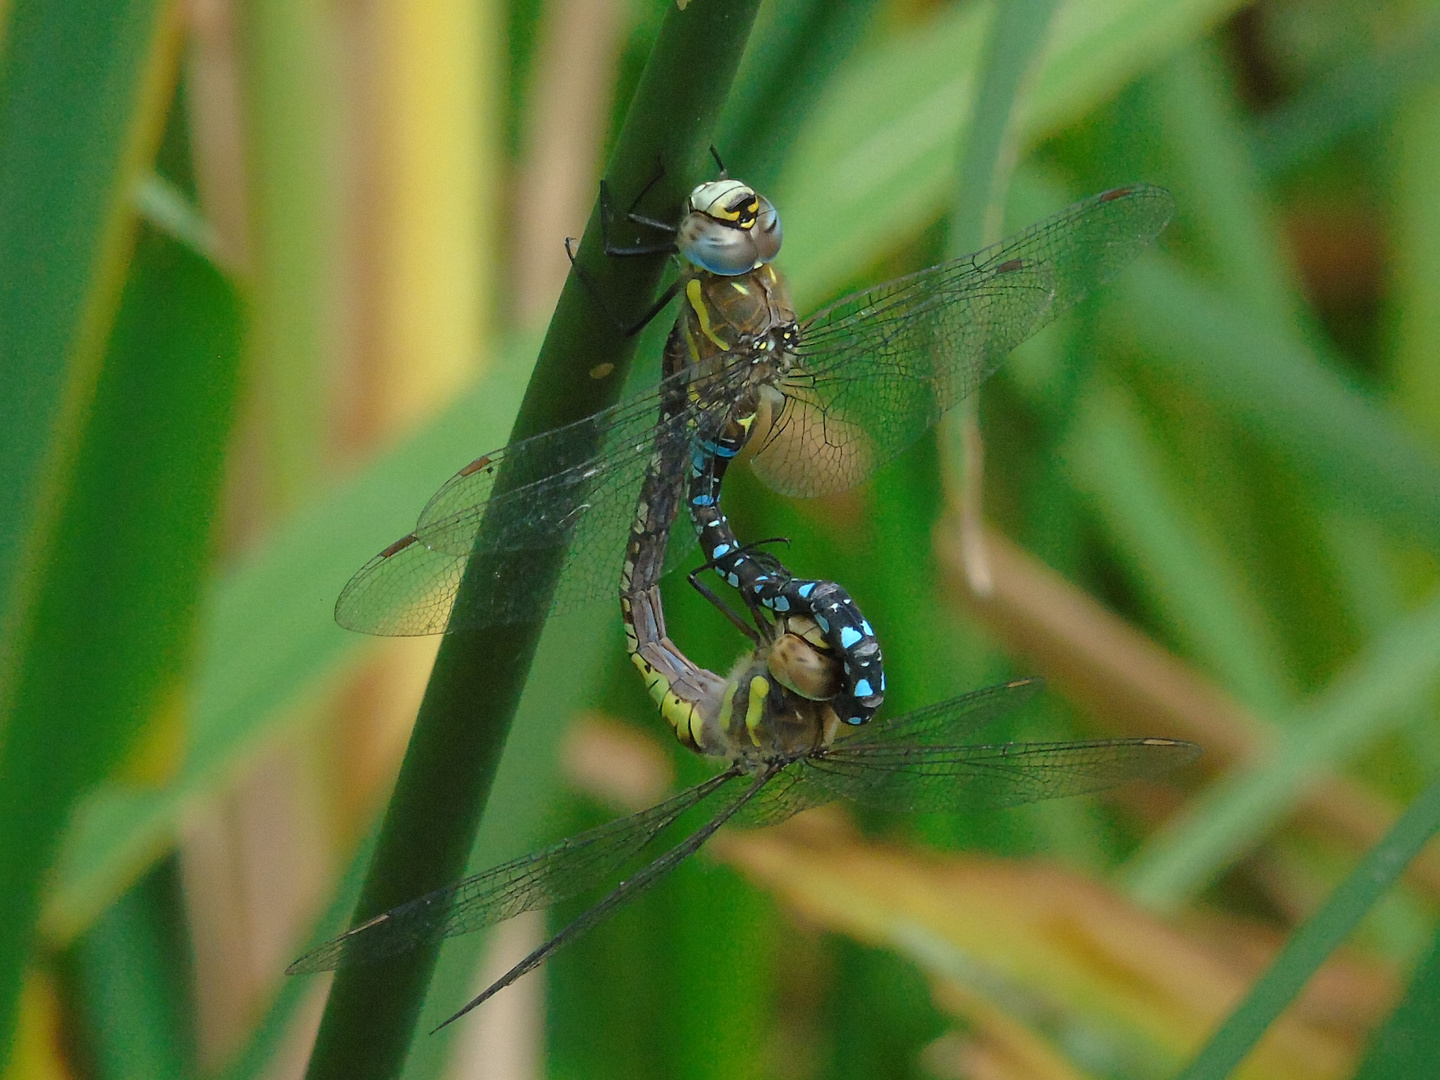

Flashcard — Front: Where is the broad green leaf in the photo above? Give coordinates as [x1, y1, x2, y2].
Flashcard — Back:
[44, 340, 537, 943]
[0, 0, 189, 1055]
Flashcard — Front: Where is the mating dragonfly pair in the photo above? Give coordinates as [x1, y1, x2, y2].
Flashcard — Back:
[289, 168, 1197, 1029]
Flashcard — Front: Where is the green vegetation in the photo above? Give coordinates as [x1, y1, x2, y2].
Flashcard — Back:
[2, 0, 1438, 1078]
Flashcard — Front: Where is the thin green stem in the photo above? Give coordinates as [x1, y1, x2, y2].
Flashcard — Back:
[1174, 776, 1440, 1080]
[300, 3, 763, 1077]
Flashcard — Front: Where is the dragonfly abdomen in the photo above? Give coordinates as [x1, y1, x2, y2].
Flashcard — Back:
[688, 412, 885, 726]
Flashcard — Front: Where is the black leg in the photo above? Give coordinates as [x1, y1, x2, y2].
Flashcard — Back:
[600, 176, 677, 259]
[619, 279, 681, 337]
[564, 239, 681, 337]
[686, 567, 762, 643]
[626, 159, 668, 214]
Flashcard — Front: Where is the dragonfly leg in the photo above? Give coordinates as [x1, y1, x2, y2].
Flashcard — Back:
[687, 535, 795, 640]
[564, 237, 681, 337]
[599, 173, 678, 258]
[686, 564, 762, 643]
[619, 278, 682, 336]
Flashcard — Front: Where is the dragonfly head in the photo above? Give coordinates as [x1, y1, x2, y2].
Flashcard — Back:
[766, 615, 840, 701]
[679, 179, 782, 275]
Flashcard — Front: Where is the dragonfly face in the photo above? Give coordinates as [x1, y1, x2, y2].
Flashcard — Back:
[677, 178, 782, 274]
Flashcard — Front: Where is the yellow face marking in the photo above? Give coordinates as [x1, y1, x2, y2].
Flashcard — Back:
[711, 196, 756, 225]
[686, 279, 730, 350]
[745, 675, 769, 746]
[730, 281, 750, 296]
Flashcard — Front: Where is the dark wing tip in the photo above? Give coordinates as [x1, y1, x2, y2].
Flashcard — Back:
[457, 454, 495, 478]
[286, 911, 396, 975]
[285, 942, 339, 975]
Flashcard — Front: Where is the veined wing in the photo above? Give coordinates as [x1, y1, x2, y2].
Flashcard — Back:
[334, 452, 702, 636]
[839, 678, 1047, 747]
[752, 185, 1175, 497]
[731, 760, 844, 829]
[807, 709, 1198, 815]
[435, 767, 776, 1030]
[335, 363, 731, 635]
[286, 766, 741, 974]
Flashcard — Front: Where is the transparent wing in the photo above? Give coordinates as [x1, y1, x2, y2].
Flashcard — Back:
[731, 762, 842, 828]
[434, 769, 775, 1030]
[334, 364, 718, 635]
[752, 185, 1176, 497]
[730, 683, 1054, 827]
[286, 768, 741, 974]
[841, 678, 1047, 748]
[807, 733, 1199, 814]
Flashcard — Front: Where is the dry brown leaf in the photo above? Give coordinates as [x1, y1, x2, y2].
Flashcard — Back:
[718, 815, 1388, 1080]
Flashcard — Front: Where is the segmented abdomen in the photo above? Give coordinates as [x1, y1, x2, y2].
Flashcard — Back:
[688, 410, 885, 726]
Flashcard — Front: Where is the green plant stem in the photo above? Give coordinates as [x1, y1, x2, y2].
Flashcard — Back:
[300, 3, 762, 1078]
[1174, 774, 1440, 1080]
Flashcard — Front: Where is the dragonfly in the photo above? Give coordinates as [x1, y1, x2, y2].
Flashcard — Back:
[333, 182, 1175, 637]
[287, 662, 1199, 1029]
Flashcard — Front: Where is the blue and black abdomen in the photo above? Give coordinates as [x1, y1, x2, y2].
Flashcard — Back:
[688, 412, 885, 726]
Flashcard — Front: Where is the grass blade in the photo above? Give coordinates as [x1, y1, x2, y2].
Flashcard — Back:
[1349, 922, 1440, 1080]
[1125, 590, 1440, 909]
[1174, 775, 1440, 1080]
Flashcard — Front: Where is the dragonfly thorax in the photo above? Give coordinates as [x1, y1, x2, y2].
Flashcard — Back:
[679, 178, 782, 275]
[702, 616, 843, 764]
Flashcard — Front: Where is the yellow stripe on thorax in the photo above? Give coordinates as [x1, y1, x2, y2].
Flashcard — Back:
[745, 676, 769, 746]
[686, 278, 730, 350]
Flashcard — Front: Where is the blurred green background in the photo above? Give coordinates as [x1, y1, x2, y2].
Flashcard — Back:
[3, 0, 1440, 1077]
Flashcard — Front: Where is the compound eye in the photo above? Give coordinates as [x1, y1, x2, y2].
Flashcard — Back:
[679, 213, 759, 275]
[750, 197, 782, 263]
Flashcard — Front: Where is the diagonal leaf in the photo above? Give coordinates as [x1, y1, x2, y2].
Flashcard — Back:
[0, 0, 195, 1054]
[1174, 775, 1440, 1080]
[1124, 590, 1440, 910]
